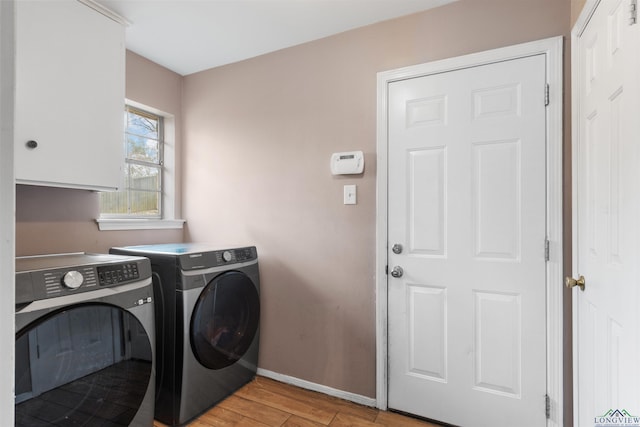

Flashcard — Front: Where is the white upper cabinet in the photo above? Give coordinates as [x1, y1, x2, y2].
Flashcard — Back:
[15, 0, 125, 191]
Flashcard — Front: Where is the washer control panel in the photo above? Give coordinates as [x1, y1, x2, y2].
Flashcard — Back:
[97, 262, 139, 286]
[43, 266, 97, 295]
[15, 254, 152, 305]
[214, 247, 256, 265]
[175, 246, 258, 271]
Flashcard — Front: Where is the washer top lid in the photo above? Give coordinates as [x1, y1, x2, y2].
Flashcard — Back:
[16, 252, 147, 273]
[111, 243, 245, 255]
[111, 243, 258, 270]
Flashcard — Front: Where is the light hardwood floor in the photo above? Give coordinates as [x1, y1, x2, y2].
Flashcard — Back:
[153, 376, 440, 427]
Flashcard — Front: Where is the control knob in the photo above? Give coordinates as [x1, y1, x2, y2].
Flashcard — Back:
[62, 270, 84, 290]
[222, 250, 233, 262]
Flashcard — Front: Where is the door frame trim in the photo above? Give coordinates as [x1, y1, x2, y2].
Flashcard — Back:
[0, 0, 15, 423]
[375, 36, 564, 426]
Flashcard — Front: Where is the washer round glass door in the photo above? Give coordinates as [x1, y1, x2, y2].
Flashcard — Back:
[15, 303, 153, 427]
[191, 271, 260, 370]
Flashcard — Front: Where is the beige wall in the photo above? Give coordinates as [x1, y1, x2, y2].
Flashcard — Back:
[15, 50, 184, 256]
[182, 0, 571, 398]
[572, 0, 588, 26]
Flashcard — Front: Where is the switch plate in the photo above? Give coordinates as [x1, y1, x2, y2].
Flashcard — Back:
[344, 184, 356, 205]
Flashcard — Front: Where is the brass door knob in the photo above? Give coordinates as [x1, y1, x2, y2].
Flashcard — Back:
[565, 275, 586, 291]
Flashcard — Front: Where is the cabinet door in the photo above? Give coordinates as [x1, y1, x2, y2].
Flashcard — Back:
[15, 0, 125, 191]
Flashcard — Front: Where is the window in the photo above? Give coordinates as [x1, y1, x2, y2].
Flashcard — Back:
[97, 101, 183, 230]
[100, 105, 163, 218]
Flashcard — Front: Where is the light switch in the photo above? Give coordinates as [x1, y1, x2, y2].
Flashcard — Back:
[344, 184, 356, 205]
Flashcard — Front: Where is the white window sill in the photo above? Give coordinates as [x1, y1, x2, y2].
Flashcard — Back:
[96, 218, 186, 231]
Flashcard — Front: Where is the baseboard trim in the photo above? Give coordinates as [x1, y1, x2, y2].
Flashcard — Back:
[256, 368, 377, 408]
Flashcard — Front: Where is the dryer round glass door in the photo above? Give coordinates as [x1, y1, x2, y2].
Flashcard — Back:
[190, 271, 260, 370]
[15, 303, 153, 427]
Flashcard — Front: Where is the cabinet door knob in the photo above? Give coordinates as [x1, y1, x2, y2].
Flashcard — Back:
[25, 140, 38, 149]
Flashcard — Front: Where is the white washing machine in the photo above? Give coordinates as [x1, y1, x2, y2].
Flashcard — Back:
[15, 253, 156, 427]
[110, 243, 260, 426]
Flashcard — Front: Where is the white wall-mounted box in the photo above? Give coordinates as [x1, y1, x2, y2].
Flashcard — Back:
[330, 151, 364, 175]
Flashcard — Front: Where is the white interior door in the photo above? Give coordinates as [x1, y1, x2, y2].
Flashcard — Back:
[572, 1, 640, 425]
[387, 54, 548, 426]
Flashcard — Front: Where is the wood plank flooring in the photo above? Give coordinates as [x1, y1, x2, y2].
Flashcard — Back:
[153, 376, 440, 427]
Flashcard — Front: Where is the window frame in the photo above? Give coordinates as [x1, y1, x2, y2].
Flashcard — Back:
[97, 100, 184, 231]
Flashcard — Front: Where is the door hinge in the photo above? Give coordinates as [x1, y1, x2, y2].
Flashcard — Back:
[545, 239, 550, 262]
[545, 394, 551, 419]
[631, 0, 637, 25]
[544, 84, 550, 106]
[385, 265, 388, 275]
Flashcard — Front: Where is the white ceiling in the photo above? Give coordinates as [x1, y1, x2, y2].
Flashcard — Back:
[94, 0, 457, 76]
